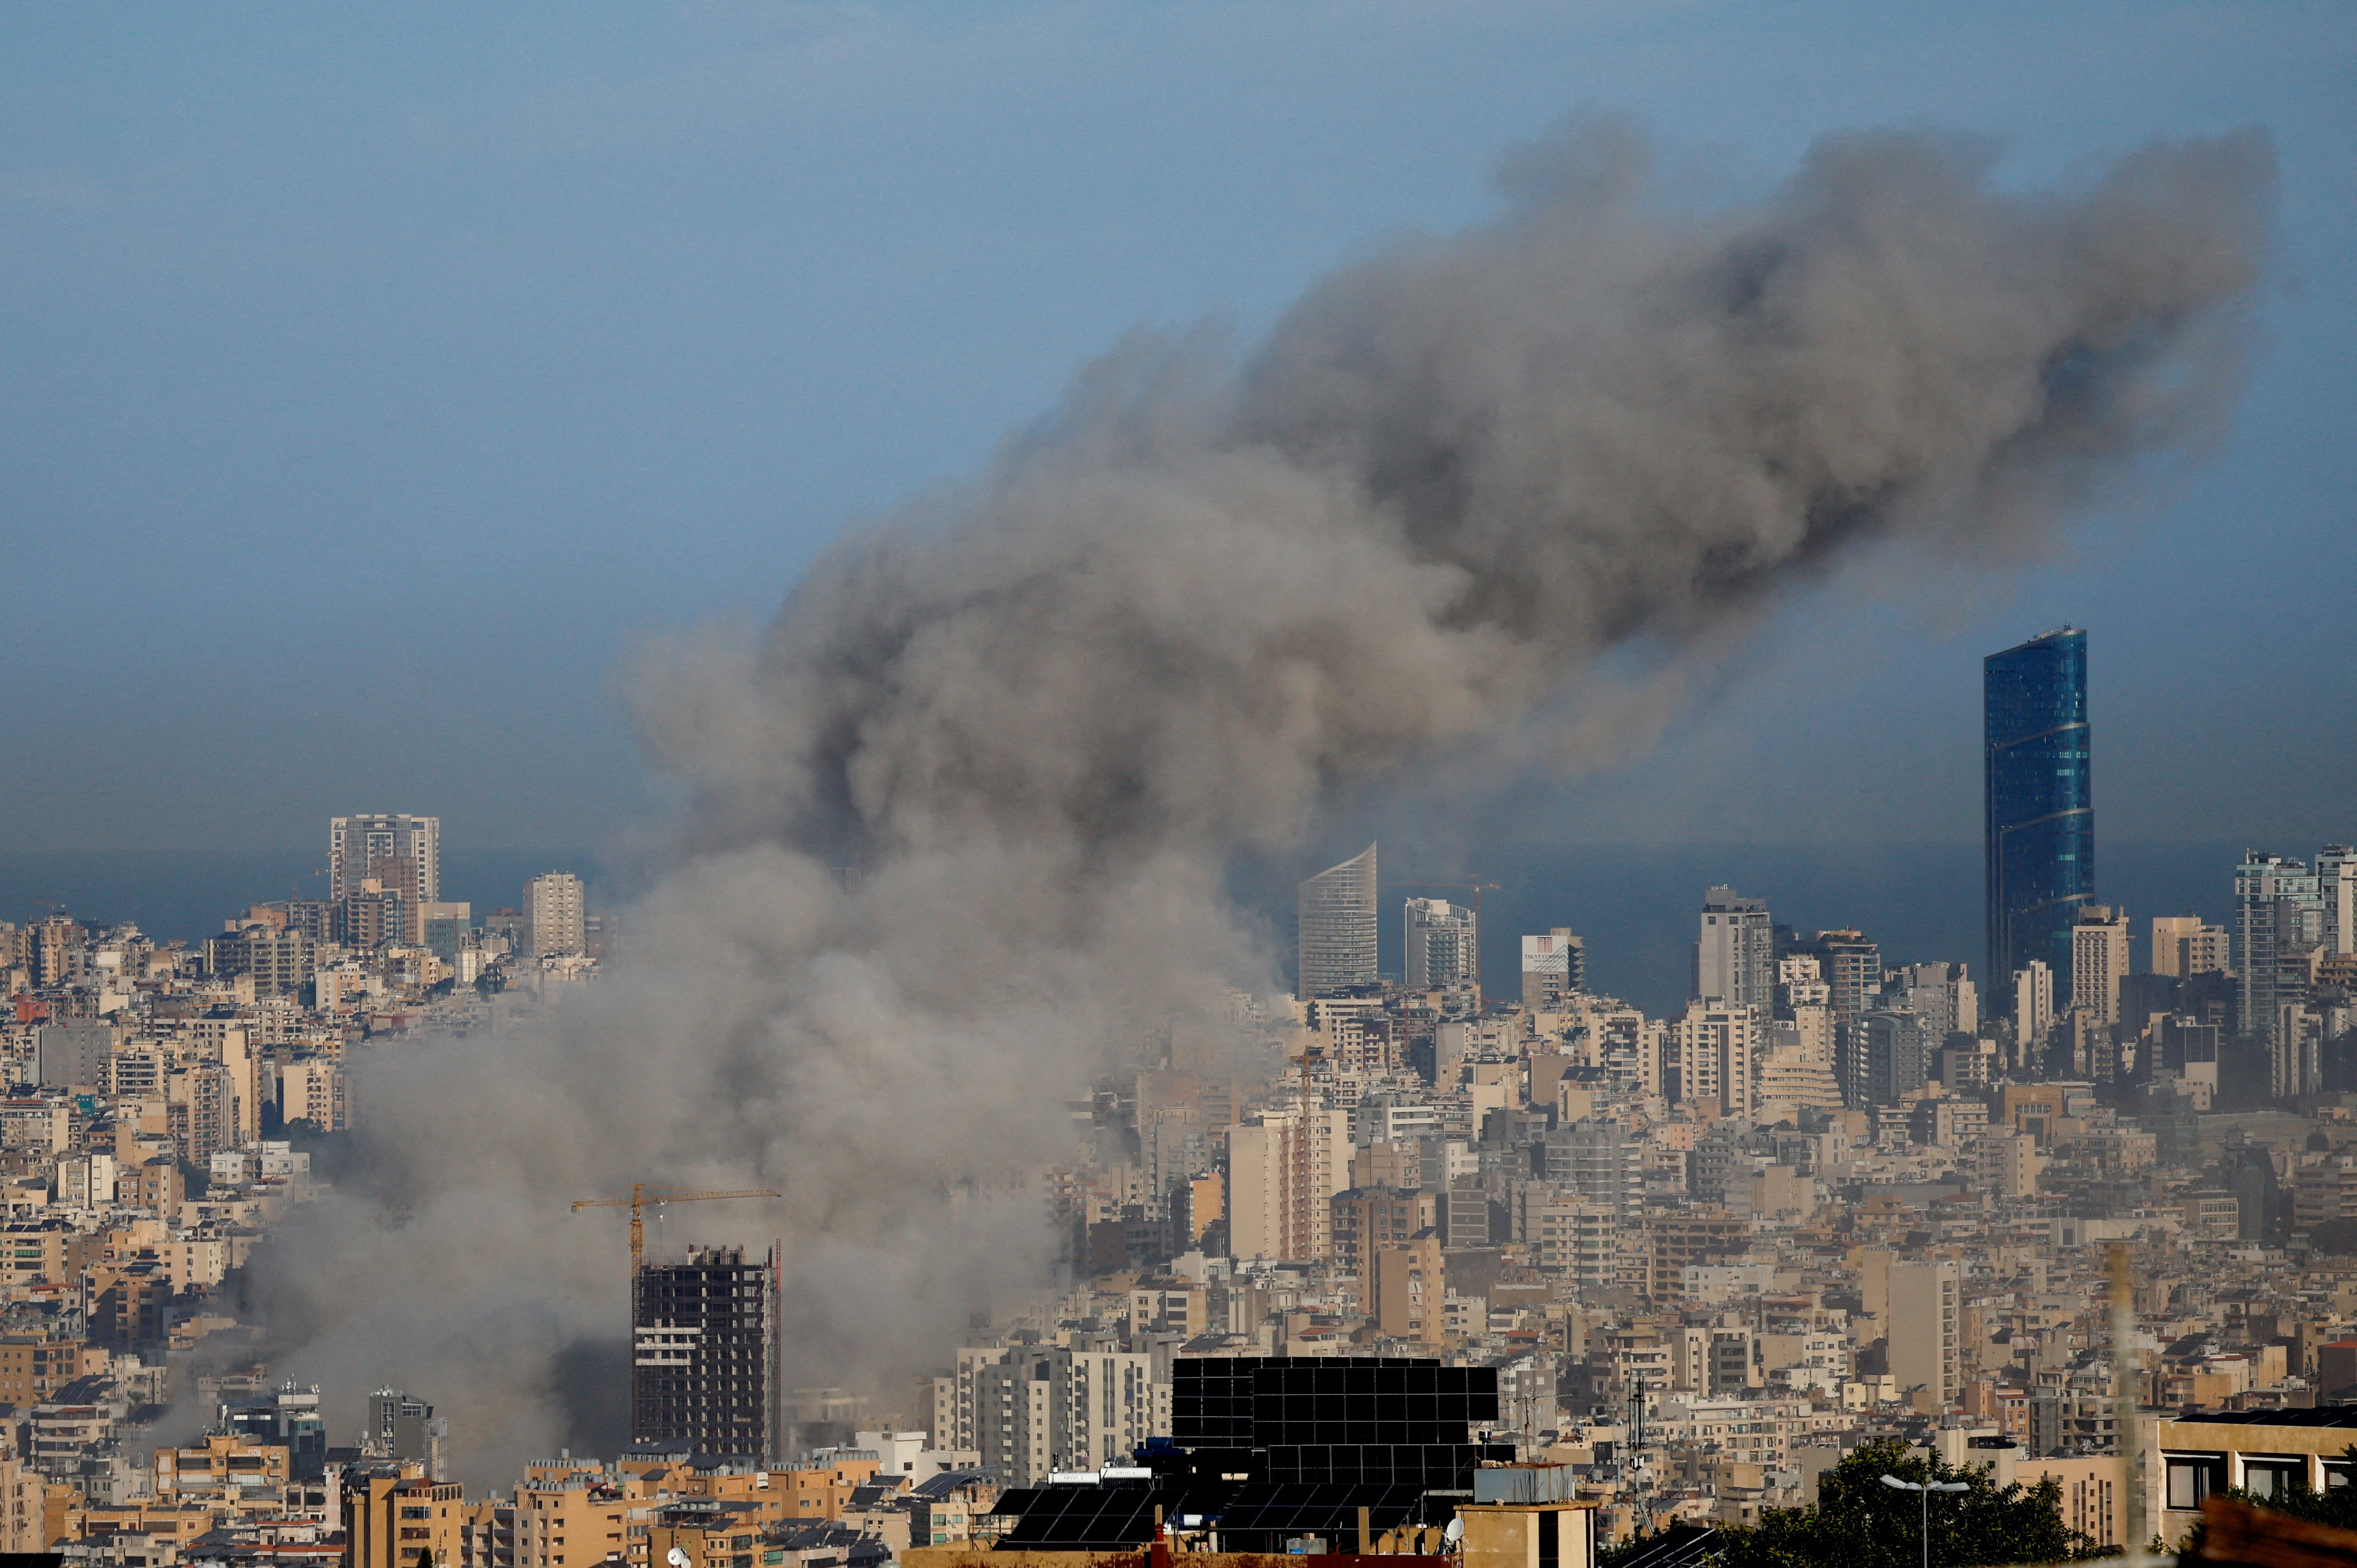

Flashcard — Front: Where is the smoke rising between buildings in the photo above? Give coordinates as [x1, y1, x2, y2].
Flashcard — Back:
[244, 118, 2274, 1480]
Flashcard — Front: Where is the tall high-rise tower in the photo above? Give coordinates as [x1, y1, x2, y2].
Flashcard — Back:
[329, 814, 441, 904]
[1695, 885, 1774, 1010]
[1297, 843, 1377, 998]
[633, 1244, 775, 1462]
[1403, 897, 1477, 991]
[2236, 851, 2322, 1051]
[524, 871, 587, 957]
[2321, 844, 2357, 958]
[1985, 628, 2093, 1011]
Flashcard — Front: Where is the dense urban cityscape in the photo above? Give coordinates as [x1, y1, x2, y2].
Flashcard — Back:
[0, 629, 2348, 1568]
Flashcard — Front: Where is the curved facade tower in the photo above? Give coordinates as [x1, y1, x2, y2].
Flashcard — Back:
[1985, 628, 2093, 1014]
[1297, 842, 1378, 997]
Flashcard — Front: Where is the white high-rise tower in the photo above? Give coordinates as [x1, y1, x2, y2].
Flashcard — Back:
[1296, 843, 1378, 998]
[1404, 897, 1477, 991]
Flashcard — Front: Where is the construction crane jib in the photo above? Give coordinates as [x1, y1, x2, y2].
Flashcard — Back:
[570, 1183, 782, 1275]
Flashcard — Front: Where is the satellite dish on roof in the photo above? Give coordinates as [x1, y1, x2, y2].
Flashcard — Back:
[667, 1549, 691, 1567]
[1443, 1519, 1464, 1547]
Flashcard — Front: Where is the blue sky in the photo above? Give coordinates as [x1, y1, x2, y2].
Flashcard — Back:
[2, 1, 2349, 864]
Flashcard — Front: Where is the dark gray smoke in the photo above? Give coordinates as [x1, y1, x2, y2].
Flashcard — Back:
[247, 119, 2271, 1480]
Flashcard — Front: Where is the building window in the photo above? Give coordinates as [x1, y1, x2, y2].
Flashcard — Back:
[2165, 1455, 2225, 1510]
[2242, 1458, 2309, 1500]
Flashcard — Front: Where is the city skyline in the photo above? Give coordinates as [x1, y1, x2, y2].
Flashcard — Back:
[2, 816, 2333, 1028]
[2, 5, 2353, 1548]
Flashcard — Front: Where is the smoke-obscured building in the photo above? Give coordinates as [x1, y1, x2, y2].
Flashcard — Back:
[958, 1345, 1167, 1485]
[367, 1388, 446, 1477]
[633, 1245, 775, 1462]
[1985, 628, 2093, 1013]
[524, 871, 588, 957]
[1297, 843, 1378, 998]
[220, 1383, 329, 1481]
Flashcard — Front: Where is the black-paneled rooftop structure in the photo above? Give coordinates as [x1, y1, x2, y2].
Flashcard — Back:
[987, 1357, 1507, 1552]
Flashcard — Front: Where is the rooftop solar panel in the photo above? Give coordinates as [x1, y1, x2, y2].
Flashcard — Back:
[1612, 1524, 1721, 1568]
[993, 1486, 1166, 1548]
[1171, 1357, 1498, 1449]
[1213, 1483, 1427, 1551]
[2170, 1407, 2357, 1427]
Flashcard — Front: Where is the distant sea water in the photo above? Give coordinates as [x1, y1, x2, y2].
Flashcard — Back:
[1, 836, 2261, 1021]
[0, 848, 600, 946]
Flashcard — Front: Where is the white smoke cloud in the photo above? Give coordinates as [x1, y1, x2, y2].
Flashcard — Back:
[244, 118, 2271, 1481]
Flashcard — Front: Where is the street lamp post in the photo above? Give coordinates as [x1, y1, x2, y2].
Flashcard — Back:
[1626, 1383, 1652, 1528]
[1881, 1473, 1970, 1568]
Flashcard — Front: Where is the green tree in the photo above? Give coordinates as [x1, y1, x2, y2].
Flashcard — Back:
[1648, 1439, 2101, 1568]
[417, 1550, 435, 1568]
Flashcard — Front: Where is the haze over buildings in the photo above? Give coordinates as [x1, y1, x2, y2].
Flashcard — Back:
[198, 115, 2279, 1486]
[6, 7, 2356, 1561]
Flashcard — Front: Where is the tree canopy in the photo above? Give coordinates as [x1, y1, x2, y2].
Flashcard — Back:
[1649, 1438, 2101, 1568]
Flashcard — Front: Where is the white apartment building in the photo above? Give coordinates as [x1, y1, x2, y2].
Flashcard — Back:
[942, 1346, 1169, 1485]
[2070, 906, 2132, 1025]
[524, 872, 588, 958]
[1668, 1003, 1759, 1120]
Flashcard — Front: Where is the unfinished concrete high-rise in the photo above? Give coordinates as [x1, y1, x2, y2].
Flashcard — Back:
[632, 1245, 775, 1462]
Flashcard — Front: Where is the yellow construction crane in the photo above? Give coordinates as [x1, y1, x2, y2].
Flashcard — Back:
[570, 1183, 781, 1275]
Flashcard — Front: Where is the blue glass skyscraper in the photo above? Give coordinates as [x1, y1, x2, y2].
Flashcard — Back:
[1985, 627, 2093, 1012]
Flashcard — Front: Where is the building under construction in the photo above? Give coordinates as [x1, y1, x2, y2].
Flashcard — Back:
[632, 1244, 776, 1462]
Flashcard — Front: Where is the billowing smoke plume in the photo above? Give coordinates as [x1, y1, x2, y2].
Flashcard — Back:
[249, 120, 2271, 1477]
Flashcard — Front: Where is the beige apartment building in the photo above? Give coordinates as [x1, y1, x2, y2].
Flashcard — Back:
[346, 1462, 466, 1568]
[1227, 1105, 1349, 1262]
